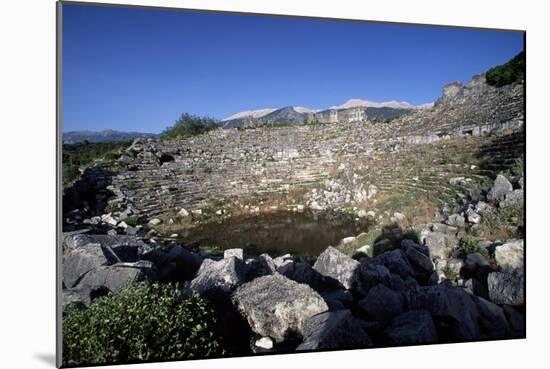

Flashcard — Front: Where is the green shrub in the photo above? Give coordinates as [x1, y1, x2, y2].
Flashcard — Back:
[63, 140, 131, 184]
[124, 215, 139, 227]
[103, 202, 119, 213]
[486, 51, 525, 87]
[459, 235, 478, 254]
[161, 113, 219, 140]
[63, 282, 222, 366]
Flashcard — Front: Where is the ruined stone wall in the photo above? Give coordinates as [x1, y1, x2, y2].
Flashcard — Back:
[313, 107, 367, 123]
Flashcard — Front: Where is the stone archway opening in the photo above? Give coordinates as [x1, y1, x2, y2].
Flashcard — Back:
[159, 153, 175, 165]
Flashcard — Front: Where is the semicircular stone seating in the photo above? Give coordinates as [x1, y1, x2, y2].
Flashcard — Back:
[110, 77, 524, 218]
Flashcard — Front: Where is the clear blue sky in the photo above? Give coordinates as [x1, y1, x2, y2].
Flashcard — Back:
[62, 3, 524, 133]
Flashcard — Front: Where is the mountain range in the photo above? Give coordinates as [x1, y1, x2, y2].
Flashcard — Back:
[221, 98, 433, 127]
[221, 99, 433, 128]
[63, 129, 157, 144]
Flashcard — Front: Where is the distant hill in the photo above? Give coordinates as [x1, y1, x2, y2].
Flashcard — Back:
[63, 129, 157, 144]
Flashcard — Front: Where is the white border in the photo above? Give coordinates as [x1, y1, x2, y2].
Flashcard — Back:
[1, 0, 548, 368]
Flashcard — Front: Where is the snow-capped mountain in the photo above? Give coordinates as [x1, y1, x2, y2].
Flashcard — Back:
[330, 99, 433, 110]
[293, 106, 321, 114]
[221, 108, 277, 122]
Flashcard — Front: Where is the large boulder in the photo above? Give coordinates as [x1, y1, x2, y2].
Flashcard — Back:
[278, 260, 340, 291]
[245, 253, 277, 281]
[402, 240, 434, 275]
[358, 284, 404, 322]
[189, 257, 247, 296]
[224, 248, 244, 260]
[313, 246, 360, 289]
[231, 274, 328, 342]
[446, 214, 465, 228]
[355, 263, 393, 296]
[372, 249, 415, 279]
[405, 285, 481, 340]
[494, 240, 524, 270]
[164, 244, 203, 280]
[474, 297, 510, 339]
[62, 285, 110, 312]
[383, 310, 438, 345]
[464, 252, 492, 280]
[67, 234, 152, 261]
[320, 289, 354, 311]
[63, 244, 110, 288]
[488, 268, 524, 306]
[487, 175, 513, 202]
[499, 189, 524, 208]
[422, 231, 456, 260]
[297, 310, 372, 351]
[77, 261, 157, 293]
[503, 306, 525, 338]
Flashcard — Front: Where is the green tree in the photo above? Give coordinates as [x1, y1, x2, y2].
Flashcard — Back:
[486, 51, 525, 87]
[161, 113, 219, 139]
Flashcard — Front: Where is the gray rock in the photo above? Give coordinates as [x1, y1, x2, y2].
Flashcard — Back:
[405, 285, 481, 340]
[355, 263, 392, 296]
[383, 310, 438, 345]
[499, 189, 524, 208]
[495, 240, 524, 270]
[474, 297, 510, 339]
[320, 289, 354, 311]
[148, 218, 162, 225]
[373, 238, 395, 256]
[297, 310, 372, 351]
[77, 261, 157, 292]
[488, 268, 524, 306]
[464, 278, 489, 299]
[313, 246, 360, 289]
[423, 231, 454, 260]
[402, 241, 434, 274]
[231, 274, 328, 342]
[224, 248, 244, 260]
[273, 254, 293, 268]
[464, 252, 492, 279]
[165, 245, 203, 280]
[446, 214, 465, 228]
[487, 175, 513, 202]
[254, 337, 274, 350]
[62, 287, 91, 311]
[445, 258, 464, 278]
[63, 244, 109, 288]
[358, 284, 404, 322]
[67, 234, 151, 262]
[189, 257, 247, 295]
[278, 260, 339, 291]
[372, 249, 415, 279]
[246, 253, 277, 281]
[466, 207, 481, 224]
[62, 285, 110, 312]
[503, 305, 525, 338]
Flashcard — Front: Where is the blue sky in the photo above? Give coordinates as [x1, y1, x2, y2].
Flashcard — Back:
[62, 3, 524, 133]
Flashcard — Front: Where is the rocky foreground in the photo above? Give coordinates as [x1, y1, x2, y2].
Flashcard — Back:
[63, 174, 525, 354]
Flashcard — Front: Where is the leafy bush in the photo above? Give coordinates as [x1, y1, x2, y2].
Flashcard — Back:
[63, 282, 222, 366]
[124, 215, 139, 227]
[486, 51, 525, 87]
[63, 141, 131, 184]
[161, 113, 219, 139]
[459, 235, 478, 254]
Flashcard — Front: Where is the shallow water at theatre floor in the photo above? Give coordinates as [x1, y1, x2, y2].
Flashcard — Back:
[176, 210, 368, 257]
